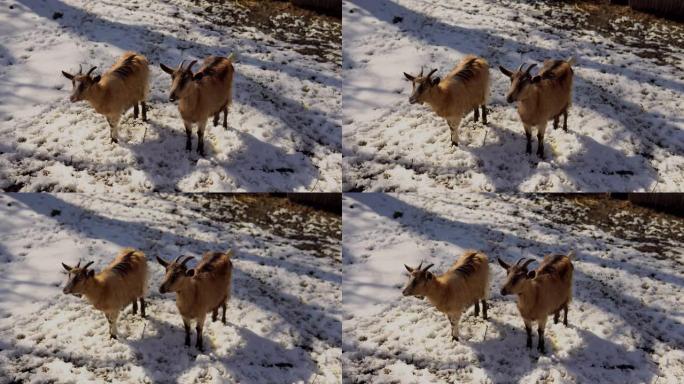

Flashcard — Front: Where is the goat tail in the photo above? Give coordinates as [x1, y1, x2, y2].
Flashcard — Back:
[566, 57, 576, 66]
[227, 52, 236, 61]
[567, 250, 575, 260]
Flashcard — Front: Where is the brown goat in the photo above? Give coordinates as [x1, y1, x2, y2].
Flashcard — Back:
[62, 248, 148, 339]
[157, 251, 233, 351]
[402, 250, 490, 341]
[497, 252, 574, 353]
[61, 52, 150, 143]
[404, 55, 490, 146]
[160, 55, 235, 157]
[499, 58, 575, 158]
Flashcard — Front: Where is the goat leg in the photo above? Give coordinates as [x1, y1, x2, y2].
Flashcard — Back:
[213, 112, 219, 127]
[131, 300, 138, 315]
[473, 107, 479, 123]
[563, 109, 568, 132]
[133, 104, 139, 119]
[553, 115, 559, 130]
[537, 326, 546, 353]
[563, 304, 569, 326]
[212, 308, 218, 322]
[524, 125, 532, 154]
[223, 105, 228, 130]
[140, 297, 146, 318]
[183, 121, 192, 152]
[554, 311, 560, 324]
[481, 104, 488, 125]
[197, 121, 207, 157]
[482, 299, 488, 320]
[525, 322, 532, 349]
[141, 101, 148, 122]
[196, 324, 204, 351]
[222, 301, 227, 324]
[183, 319, 191, 347]
[473, 301, 480, 317]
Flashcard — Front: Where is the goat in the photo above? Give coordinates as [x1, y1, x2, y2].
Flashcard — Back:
[497, 252, 574, 353]
[61, 52, 150, 143]
[499, 58, 575, 159]
[160, 55, 235, 157]
[61, 248, 148, 339]
[402, 250, 490, 341]
[157, 250, 233, 351]
[403, 55, 490, 146]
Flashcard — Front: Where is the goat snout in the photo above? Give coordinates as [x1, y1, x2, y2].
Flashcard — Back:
[506, 95, 514, 104]
[408, 96, 418, 105]
[69, 95, 78, 103]
[160, 285, 168, 294]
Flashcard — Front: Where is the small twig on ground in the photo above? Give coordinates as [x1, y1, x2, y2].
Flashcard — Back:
[142, 124, 148, 143]
[482, 127, 489, 147]
[310, 373, 318, 384]
[650, 179, 659, 193]
[483, 324, 488, 341]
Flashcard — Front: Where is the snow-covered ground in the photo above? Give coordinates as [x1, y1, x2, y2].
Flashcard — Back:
[0, 193, 341, 383]
[342, 0, 684, 192]
[342, 193, 684, 383]
[0, 0, 341, 192]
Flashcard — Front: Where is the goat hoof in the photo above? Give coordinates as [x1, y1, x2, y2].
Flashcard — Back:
[451, 142, 459, 147]
[110, 334, 117, 340]
[452, 336, 459, 342]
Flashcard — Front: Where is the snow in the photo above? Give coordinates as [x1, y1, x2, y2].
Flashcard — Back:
[0, 0, 341, 192]
[0, 193, 341, 383]
[342, 0, 684, 192]
[342, 193, 684, 383]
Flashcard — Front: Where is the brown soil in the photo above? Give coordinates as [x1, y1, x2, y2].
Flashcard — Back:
[551, 0, 684, 65]
[540, 194, 684, 261]
[191, 0, 341, 64]
[186, 194, 342, 260]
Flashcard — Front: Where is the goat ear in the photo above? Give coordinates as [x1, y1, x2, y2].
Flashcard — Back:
[431, 76, 440, 86]
[403, 72, 415, 81]
[156, 256, 169, 268]
[186, 269, 195, 277]
[61, 71, 74, 80]
[93, 75, 101, 83]
[497, 257, 510, 270]
[531, 75, 541, 83]
[527, 270, 536, 279]
[193, 72, 204, 81]
[160, 63, 174, 75]
[426, 271, 433, 280]
[499, 66, 513, 78]
[88, 270, 95, 278]
[404, 264, 413, 273]
[62, 262, 72, 272]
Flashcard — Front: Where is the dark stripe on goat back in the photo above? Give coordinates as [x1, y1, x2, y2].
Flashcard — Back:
[198, 57, 229, 80]
[454, 252, 480, 277]
[452, 57, 479, 83]
[196, 252, 224, 273]
[539, 60, 567, 80]
[112, 55, 138, 79]
[111, 250, 136, 277]
[537, 254, 568, 276]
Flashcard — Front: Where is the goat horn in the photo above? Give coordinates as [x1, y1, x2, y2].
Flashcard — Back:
[516, 63, 524, 73]
[87, 66, 97, 76]
[416, 261, 423, 271]
[524, 63, 537, 75]
[180, 256, 195, 267]
[515, 257, 527, 266]
[186, 60, 197, 72]
[521, 259, 535, 270]
[427, 69, 437, 78]
[83, 261, 94, 270]
[174, 255, 185, 264]
[419, 66, 424, 77]
[76, 260, 81, 268]
[423, 263, 434, 272]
